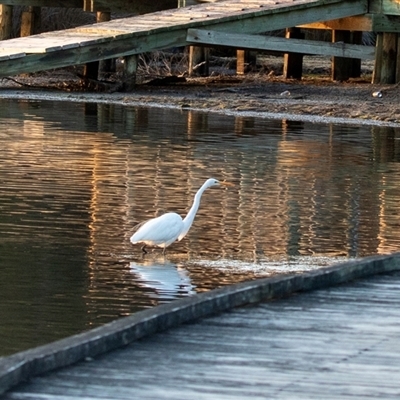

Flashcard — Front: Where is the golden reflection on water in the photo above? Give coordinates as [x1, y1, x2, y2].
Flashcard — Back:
[2, 100, 400, 353]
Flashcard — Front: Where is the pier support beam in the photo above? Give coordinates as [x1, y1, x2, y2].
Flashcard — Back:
[0, 5, 13, 40]
[20, 6, 40, 37]
[283, 28, 305, 79]
[189, 46, 209, 76]
[332, 30, 361, 81]
[97, 11, 115, 76]
[83, 11, 112, 80]
[237, 49, 256, 75]
[373, 32, 398, 84]
[122, 54, 138, 91]
[397, 37, 400, 83]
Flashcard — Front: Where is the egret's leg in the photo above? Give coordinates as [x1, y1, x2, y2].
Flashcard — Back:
[141, 245, 148, 254]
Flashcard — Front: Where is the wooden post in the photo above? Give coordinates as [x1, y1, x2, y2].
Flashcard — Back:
[83, 11, 112, 80]
[97, 11, 111, 24]
[332, 30, 352, 81]
[20, 6, 41, 37]
[83, 62, 99, 80]
[97, 11, 115, 76]
[122, 54, 138, 91]
[380, 33, 397, 84]
[237, 50, 256, 75]
[283, 28, 304, 79]
[0, 5, 13, 40]
[350, 31, 362, 78]
[396, 34, 400, 83]
[372, 33, 383, 84]
[373, 32, 397, 84]
[331, 30, 361, 80]
[237, 50, 246, 75]
[189, 46, 209, 77]
[83, 0, 94, 12]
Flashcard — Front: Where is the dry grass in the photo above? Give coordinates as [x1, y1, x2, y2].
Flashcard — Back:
[137, 50, 189, 80]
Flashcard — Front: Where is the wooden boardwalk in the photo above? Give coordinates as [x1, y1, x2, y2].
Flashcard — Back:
[1, 254, 400, 399]
[0, 0, 367, 78]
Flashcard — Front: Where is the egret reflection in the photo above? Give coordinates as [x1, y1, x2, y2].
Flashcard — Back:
[129, 259, 196, 300]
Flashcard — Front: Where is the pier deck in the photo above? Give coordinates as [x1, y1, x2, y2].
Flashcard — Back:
[1, 254, 400, 399]
[0, 0, 367, 78]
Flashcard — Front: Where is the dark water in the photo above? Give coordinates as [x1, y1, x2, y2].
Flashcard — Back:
[1, 99, 400, 356]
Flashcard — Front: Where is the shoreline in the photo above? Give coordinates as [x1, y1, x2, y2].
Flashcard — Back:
[1, 69, 400, 128]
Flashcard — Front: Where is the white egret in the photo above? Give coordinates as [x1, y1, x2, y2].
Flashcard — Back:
[130, 178, 233, 254]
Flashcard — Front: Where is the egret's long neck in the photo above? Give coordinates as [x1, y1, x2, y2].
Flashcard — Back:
[179, 182, 209, 240]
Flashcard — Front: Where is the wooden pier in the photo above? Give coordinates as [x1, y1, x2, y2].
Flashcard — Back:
[1, 253, 400, 399]
[1, 0, 400, 85]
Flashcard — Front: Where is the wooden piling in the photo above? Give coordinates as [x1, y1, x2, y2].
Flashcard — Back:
[283, 27, 305, 79]
[396, 34, 400, 83]
[332, 30, 353, 81]
[20, 6, 40, 37]
[373, 32, 398, 83]
[349, 31, 362, 78]
[96, 11, 115, 76]
[122, 53, 138, 91]
[0, 5, 13, 40]
[236, 49, 256, 75]
[189, 45, 209, 76]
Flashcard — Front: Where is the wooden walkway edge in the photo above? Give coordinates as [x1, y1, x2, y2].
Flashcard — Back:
[1, 253, 400, 396]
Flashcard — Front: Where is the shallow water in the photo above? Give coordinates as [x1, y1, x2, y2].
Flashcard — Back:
[1, 99, 400, 355]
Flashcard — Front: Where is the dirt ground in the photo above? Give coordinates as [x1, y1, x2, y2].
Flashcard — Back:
[1, 55, 399, 127]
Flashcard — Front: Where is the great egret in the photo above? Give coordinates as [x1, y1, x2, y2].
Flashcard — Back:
[130, 178, 233, 254]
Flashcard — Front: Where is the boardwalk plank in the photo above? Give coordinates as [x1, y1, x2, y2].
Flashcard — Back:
[0, 51, 26, 61]
[3, 271, 400, 399]
[0, 32, 111, 53]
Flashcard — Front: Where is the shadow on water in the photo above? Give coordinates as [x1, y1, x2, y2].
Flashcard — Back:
[1, 98, 400, 354]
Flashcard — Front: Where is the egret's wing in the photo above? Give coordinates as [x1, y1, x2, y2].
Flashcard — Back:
[131, 219, 149, 233]
[130, 212, 183, 246]
[131, 209, 168, 234]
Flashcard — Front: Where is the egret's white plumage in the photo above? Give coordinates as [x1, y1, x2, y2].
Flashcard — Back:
[130, 178, 232, 254]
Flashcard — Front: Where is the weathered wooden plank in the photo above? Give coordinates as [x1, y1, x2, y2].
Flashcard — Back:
[0, 0, 81, 6]
[1, 253, 400, 397]
[187, 28, 376, 59]
[0, 31, 113, 53]
[300, 13, 400, 33]
[77, 20, 179, 34]
[369, 0, 400, 16]
[0, 4, 12, 40]
[195, 0, 368, 35]
[3, 271, 400, 399]
[0, 50, 26, 60]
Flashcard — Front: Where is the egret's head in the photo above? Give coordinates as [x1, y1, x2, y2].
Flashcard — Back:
[206, 178, 234, 188]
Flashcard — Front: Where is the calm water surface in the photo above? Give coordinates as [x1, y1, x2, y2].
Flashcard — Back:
[1, 99, 400, 355]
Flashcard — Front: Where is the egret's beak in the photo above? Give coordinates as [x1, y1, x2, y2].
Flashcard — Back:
[220, 180, 234, 187]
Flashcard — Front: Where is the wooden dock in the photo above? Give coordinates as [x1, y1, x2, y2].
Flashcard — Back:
[0, 0, 394, 85]
[1, 253, 400, 399]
